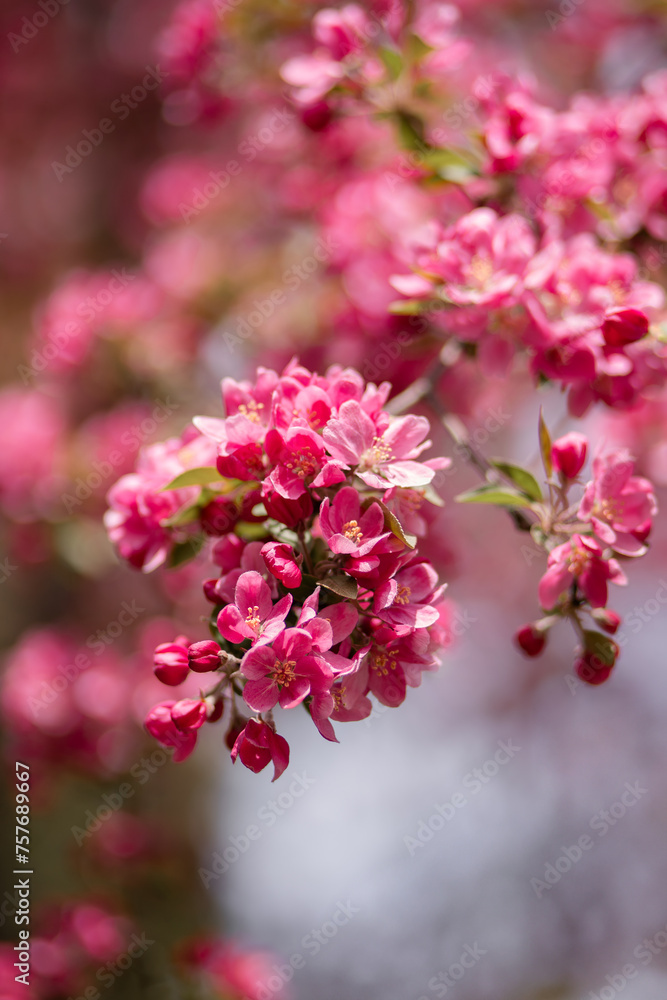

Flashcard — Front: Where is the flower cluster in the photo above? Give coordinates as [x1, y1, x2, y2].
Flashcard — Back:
[108, 362, 452, 779]
[510, 422, 657, 685]
[391, 208, 666, 414]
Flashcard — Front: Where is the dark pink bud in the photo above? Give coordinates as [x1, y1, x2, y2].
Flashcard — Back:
[171, 699, 207, 732]
[300, 100, 333, 132]
[200, 497, 242, 536]
[551, 433, 588, 479]
[153, 641, 190, 686]
[574, 651, 614, 686]
[211, 534, 245, 571]
[203, 578, 220, 603]
[188, 640, 222, 673]
[261, 541, 302, 589]
[263, 490, 313, 529]
[515, 624, 546, 657]
[145, 702, 197, 761]
[602, 307, 649, 347]
[591, 609, 621, 635]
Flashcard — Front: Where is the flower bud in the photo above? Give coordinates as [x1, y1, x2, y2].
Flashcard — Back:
[188, 639, 222, 673]
[263, 490, 313, 528]
[261, 541, 302, 589]
[514, 624, 546, 657]
[200, 497, 241, 536]
[171, 699, 208, 732]
[206, 697, 224, 723]
[145, 702, 197, 761]
[203, 578, 220, 603]
[551, 433, 588, 480]
[574, 652, 614, 685]
[602, 307, 649, 347]
[591, 608, 621, 634]
[153, 640, 190, 686]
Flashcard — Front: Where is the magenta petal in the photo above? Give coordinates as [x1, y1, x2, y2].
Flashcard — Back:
[267, 731, 290, 782]
[305, 617, 334, 652]
[318, 603, 358, 644]
[538, 565, 571, 609]
[243, 677, 280, 711]
[374, 579, 397, 612]
[217, 604, 249, 644]
[241, 645, 277, 680]
[236, 570, 273, 620]
[334, 486, 361, 526]
[279, 675, 311, 709]
[313, 715, 338, 743]
[381, 461, 435, 487]
[383, 414, 430, 458]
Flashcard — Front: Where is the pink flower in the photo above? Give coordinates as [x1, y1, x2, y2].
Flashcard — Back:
[579, 451, 657, 555]
[145, 703, 198, 761]
[217, 571, 292, 646]
[240, 628, 332, 711]
[264, 424, 344, 499]
[394, 208, 535, 308]
[319, 486, 389, 555]
[538, 535, 626, 610]
[323, 400, 437, 489]
[359, 627, 436, 707]
[551, 432, 588, 479]
[230, 719, 290, 781]
[261, 542, 302, 589]
[373, 561, 442, 631]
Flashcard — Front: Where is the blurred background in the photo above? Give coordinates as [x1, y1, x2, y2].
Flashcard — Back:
[2, 0, 667, 997]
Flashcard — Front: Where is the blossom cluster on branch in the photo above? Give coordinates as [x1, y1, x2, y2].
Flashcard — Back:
[107, 362, 452, 779]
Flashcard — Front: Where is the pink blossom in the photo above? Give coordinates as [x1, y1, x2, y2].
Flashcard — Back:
[230, 719, 290, 781]
[217, 571, 292, 646]
[579, 450, 657, 555]
[323, 400, 437, 489]
[319, 486, 389, 555]
[538, 535, 626, 610]
[373, 561, 443, 631]
[241, 628, 332, 711]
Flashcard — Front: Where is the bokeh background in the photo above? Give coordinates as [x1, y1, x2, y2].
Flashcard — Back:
[2, 0, 667, 998]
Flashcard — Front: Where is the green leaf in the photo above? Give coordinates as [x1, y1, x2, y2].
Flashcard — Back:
[490, 460, 543, 501]
[394, 110, 428, 151]
[378, 46, 403, 81]
[161, 503, 202, 528]
[161, 467, 223, 491]
[367, 498, 417, 549]
[538, 409, 553, 479]
[321, 574, 358, 601]
[388, 298, 445, 315]
[166, 535, 205, 568]
[582, 630, 619, 668]
[455, 486, 534, 509]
